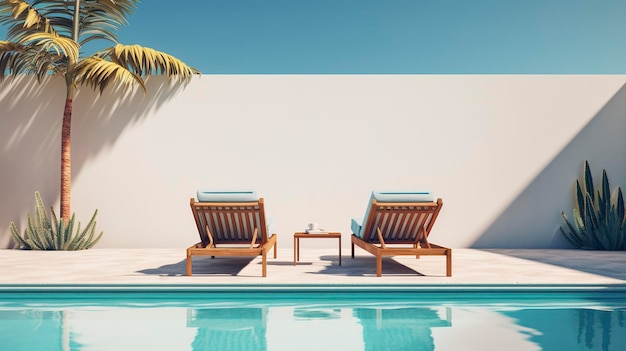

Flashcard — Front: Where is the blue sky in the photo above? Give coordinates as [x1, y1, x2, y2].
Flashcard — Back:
[3, 0, 626, 73]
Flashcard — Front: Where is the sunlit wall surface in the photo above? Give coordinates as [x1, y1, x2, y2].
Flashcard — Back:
[2, 75, 626, 249]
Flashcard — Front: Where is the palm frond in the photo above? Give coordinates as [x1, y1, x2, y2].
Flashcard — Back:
[74, 56, 145, 93]
[0, 0, 58, 39]
[0, 38, 66, 81]
[0, 40, 24, 52]
[2, 1, 198, 88]
[38, 0, 139, 45]
[106, 44, 200, 82]
[81, 0, 138, 24]
[2, 0, 139, 46]
[20, 32, 79, 62]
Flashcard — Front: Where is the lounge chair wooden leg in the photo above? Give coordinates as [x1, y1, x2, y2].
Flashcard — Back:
[186, 253, 192, 276]
[274, 240, 277, 259]
[262, 252, 267, 277]
[446, 249, 452, 277]
[376, 256, 382, 277]
[351, 241, 355, 258]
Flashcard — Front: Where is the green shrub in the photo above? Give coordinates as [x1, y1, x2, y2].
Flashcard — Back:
[10, 192, 103, 250]
[560, 161, 626, 250]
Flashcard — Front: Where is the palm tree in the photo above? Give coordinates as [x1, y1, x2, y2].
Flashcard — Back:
[0, 0, 199, 221]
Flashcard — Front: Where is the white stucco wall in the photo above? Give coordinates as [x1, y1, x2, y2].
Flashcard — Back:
[2, 75, 626, 249]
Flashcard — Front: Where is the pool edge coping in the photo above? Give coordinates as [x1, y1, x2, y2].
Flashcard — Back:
[2, 283, 626, 293]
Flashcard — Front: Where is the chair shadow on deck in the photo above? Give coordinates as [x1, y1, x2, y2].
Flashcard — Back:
[137, 257, 256, 277]
[312, 255, 427, 277]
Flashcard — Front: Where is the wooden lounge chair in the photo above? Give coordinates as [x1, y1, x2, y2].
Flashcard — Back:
[187, 190, 277, 277]
[350, 191, 451, 277]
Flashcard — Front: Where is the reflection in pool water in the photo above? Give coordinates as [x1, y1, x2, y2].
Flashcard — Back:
[354, 307, 450, 351]
[0, 292, 625, 351]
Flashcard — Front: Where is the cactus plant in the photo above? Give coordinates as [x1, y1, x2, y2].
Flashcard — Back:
[560, 161, 626, 250]
[9, 192, 103, 250]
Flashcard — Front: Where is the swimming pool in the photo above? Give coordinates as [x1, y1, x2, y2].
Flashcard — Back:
[1, 287, 625, 351]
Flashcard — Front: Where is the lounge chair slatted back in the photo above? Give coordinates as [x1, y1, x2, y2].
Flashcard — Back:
[192, 201, 267, 246]
[362, 199, 442, 244]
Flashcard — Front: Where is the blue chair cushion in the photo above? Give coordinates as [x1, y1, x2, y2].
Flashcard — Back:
[196, 190, 258, 202]
[353, 190, 434, 238]
[372, 190, 434, 202]
[351, 218, 363, 237]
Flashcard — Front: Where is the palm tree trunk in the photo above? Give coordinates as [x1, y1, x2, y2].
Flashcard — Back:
[60, 98, 72, 222]
[58, 0, 80, 223]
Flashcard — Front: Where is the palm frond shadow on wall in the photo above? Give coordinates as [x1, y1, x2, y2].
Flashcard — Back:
[0, 74, 190, 248]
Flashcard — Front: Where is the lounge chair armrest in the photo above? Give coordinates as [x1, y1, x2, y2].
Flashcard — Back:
[266, 217, 275, 234]
[351, 218, 363, 237]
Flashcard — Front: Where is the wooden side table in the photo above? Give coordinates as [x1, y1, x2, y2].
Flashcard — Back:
[293, 232, 342, 266]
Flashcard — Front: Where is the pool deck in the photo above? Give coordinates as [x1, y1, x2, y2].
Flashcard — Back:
[1, 247, 626, 291]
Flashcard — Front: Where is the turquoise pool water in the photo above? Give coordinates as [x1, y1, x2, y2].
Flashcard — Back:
[1, 290, 625, 351]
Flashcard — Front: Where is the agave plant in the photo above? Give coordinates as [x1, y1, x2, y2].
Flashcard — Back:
[10, 192, 102, 250]
[560, 161, 626, 250]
